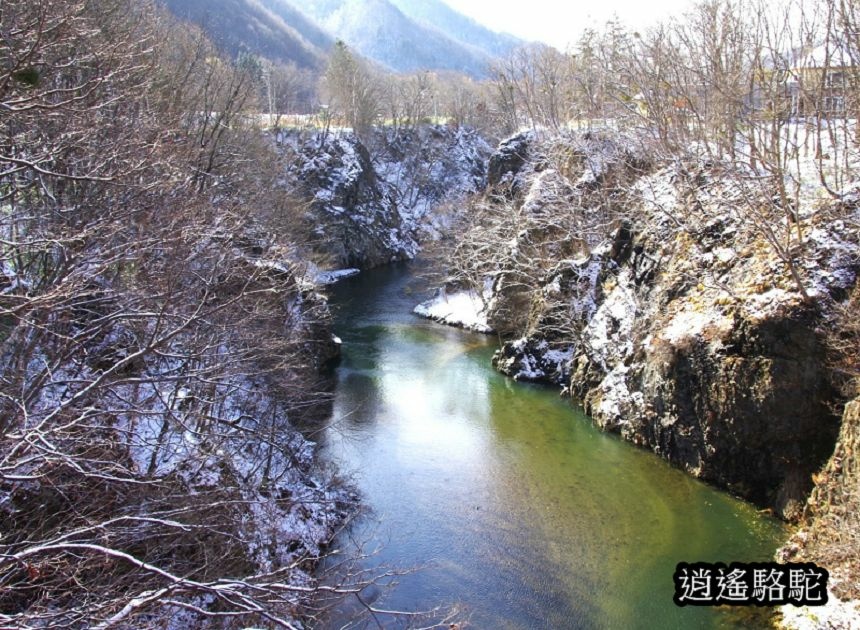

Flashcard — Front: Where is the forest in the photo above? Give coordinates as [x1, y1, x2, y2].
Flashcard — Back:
[2, 0, 859, 627]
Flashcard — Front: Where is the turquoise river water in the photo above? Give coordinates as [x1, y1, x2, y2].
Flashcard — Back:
[316, 264, 787, 629]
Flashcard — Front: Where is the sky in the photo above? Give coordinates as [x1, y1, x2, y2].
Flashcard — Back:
[442, 0, 698, 50]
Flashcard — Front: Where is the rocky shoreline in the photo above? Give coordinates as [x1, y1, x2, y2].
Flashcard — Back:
[417, 130, 859, 519]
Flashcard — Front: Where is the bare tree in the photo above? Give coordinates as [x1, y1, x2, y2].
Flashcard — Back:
[321, 40, 382, 138]
[490, 44, 571, 132]
[0, 1, 381, 627]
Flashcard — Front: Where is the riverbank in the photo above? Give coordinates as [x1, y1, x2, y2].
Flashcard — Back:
[419, 129, 859, 522]
[319, 263, 786, 628]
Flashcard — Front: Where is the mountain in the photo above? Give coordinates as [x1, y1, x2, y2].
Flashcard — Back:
[161, 0, 333, 69]
[387, 0, 522, 59]
[162, 0, 522, 78]
[256, 0, 334, 51]
[297, 0, 499, 77]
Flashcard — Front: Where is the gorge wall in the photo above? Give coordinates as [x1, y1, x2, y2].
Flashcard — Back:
[278, 125, 491, 270]
[778, 393, 860, 626]
[429, 130, 859, 520]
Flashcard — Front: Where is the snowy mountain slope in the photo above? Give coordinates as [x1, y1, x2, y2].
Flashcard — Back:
[256, 0, 334, 51]
[297, 0, 498, 77]
[387, 0, 522, 59]
[161, 0, 333, 69]
[163, 0, 518, 77]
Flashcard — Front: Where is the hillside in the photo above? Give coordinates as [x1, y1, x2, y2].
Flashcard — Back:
[298, 0, 499, 77]
[388, 0, 522, 58]
[162, 0, 520, 78]
[161, 0, 332, 69]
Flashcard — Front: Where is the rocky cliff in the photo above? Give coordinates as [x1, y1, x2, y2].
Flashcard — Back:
[278, 125, 490, 269]
[286, 132, 416, 268]
[778, 395, 860, 627]
[435, 130, 859, 518]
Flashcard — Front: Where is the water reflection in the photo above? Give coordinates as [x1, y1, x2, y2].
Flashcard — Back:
[318, 264, 785, 629]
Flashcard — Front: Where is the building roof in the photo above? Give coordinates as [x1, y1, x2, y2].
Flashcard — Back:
[795, 43, 855, 69]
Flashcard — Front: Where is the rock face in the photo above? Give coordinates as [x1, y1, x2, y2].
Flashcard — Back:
[291, 134, 416, 268]
[375, 124, 490, 223]
[777, 396, 860, 628]
[477, 131, 859, 517]
[487, 130, 532, 190]
[280, 125, 491, 269]
[574, 284, 837, 516]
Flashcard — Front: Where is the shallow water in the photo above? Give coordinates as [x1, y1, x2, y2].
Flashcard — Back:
[317, 263, 786, 629]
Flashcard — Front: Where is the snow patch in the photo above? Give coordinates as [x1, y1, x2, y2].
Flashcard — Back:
[660, 308, 728, 344]
[594, 364, 644, 428]
[414, 287, 493, 333]
[315, 268, 360, 285]
[780, 589, 860, 630]
[584, 269, 637, 369]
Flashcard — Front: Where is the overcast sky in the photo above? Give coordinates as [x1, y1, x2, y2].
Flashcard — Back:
[442, 0, 698, 49]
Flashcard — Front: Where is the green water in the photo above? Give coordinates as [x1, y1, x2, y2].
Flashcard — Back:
[319, 264, 786, 629]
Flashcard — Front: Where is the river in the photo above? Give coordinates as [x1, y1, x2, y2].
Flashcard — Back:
[316, 263, 786, 629]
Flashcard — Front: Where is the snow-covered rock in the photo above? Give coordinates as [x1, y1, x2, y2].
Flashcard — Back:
[414, 284, 494, 333]
[287, 132, 417, 268]
[493, 337, 574, 383]
[488, 130, 533, 191]
[374, 124, 491, 239]
[779, 592, 860, 630]
[455, 129, 860, 518]
[278, 125, 491, 269]
[315, 267, 361, 284]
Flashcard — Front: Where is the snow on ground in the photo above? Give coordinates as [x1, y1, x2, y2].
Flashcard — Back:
[111, 364, 350, 589]
[5, 256, 353, 625]
[1, 260, 30, 294]
[805, 217, 860, 297]
[781, 589, 860, 630]
[414, 287, 493, 333]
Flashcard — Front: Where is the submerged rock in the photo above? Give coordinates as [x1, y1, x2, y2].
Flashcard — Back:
[493, 336, 574, 384]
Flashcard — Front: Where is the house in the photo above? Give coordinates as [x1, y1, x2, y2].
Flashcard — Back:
[749, 43, 856, 118]
[787, 43, 856, 117]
